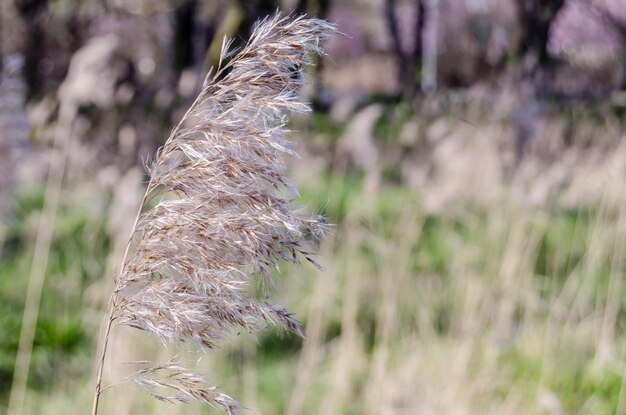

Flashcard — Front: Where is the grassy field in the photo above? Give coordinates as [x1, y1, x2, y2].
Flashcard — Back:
[1, 104, 626, 414]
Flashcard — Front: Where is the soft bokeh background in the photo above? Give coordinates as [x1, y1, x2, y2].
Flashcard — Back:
[2, 0, 626, 414]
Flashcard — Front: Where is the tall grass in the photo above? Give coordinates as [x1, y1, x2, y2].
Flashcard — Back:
[91, 14, 334, 415]
[261, 170, 626, 415]
[3, 42, 626, 415]
[7, 71, 77, 415]
[4, 151, 626, 414]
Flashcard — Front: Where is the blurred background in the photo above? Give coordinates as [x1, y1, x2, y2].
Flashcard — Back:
[1, 0, 626, 414]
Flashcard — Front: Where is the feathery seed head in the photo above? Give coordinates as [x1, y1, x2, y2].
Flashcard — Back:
[104, 13, 334, 412]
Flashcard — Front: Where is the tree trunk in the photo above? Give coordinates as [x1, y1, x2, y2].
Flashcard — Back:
[384, 0, 411, 98]
[385, 0, 426, 101]
[422, 0, 438, 93]
[514, 0, 565, 77]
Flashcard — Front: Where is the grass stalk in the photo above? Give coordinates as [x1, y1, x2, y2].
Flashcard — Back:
[90, 190, 148, 415]
[7, 104, 76, 415]
[90, 63, 215, 414]
[90, 14, 334, 414]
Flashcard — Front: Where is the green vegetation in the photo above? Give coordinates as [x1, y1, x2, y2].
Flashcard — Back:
[2, 159, 626, 414]
[0, 188, 107, 401]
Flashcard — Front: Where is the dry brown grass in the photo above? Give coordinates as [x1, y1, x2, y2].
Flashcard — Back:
[5, 28, 626, 415]
[91, 14, 335, 415]
[12, 110, 626, 415]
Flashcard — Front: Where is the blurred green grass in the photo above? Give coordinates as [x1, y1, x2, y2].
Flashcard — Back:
[1, 137, 626, 414]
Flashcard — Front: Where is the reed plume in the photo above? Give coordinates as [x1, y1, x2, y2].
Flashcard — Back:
[92, 13, 334, 415]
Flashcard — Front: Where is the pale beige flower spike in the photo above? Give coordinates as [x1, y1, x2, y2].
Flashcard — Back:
[92, 13, 335, 415]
